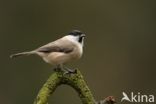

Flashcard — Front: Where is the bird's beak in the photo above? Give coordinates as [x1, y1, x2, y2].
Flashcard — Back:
[81, 34, 86, 37]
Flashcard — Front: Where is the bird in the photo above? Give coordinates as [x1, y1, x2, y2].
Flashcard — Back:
[10, 30, 86, 74]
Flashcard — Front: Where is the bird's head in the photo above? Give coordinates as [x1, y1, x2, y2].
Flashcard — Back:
[68, 30, 86, 44]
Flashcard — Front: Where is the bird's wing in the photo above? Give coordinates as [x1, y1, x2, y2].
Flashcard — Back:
[36, 38, 74, 53]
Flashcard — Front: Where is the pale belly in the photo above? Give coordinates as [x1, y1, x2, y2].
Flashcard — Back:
[43, 52, 82, 65]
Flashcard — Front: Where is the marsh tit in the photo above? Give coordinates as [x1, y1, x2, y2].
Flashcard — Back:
[10, 30, 86, 73]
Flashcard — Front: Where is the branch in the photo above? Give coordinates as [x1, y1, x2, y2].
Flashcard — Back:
[95, 96, 116, 104]
[33, 69, 116, 104]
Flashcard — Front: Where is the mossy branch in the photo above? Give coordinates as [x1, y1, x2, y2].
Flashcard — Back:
[33, 69, 116, 104]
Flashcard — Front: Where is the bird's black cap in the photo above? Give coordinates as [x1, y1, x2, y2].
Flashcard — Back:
[69, 30, 83, 36]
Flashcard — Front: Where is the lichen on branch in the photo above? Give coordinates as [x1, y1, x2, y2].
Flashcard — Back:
[33, 69, 95, 104]
[33, 69, 116, 104]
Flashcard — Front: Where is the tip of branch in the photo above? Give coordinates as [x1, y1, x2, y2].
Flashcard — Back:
[96, 96, 116, 104]
[105, 96, 116, 104]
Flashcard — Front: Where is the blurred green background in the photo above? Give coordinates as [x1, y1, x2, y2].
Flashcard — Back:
[0, 0, 156, 104]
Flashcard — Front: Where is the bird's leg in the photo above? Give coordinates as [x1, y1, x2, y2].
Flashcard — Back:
[54, 64, 76, 74]
[54, 65, 62, 72]
[54, 64, 67, 73]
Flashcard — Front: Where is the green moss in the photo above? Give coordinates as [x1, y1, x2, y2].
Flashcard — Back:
[33, 69, 95, 104]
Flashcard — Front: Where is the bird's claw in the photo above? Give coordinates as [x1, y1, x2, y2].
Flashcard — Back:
[63, 67, 77, 75]
[53, 66, 77, 75]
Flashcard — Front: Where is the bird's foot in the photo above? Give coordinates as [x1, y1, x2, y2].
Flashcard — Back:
[53, 65, 77, 75]
[63, 67, 77, 75]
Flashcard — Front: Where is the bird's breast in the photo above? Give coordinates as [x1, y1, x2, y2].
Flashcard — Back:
[72, 44, 83, 59]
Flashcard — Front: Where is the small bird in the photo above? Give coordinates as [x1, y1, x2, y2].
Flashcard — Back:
[10, 30, 86, 73]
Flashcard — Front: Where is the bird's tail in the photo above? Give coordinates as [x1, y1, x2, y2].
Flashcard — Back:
[10, 51, 35, 58]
